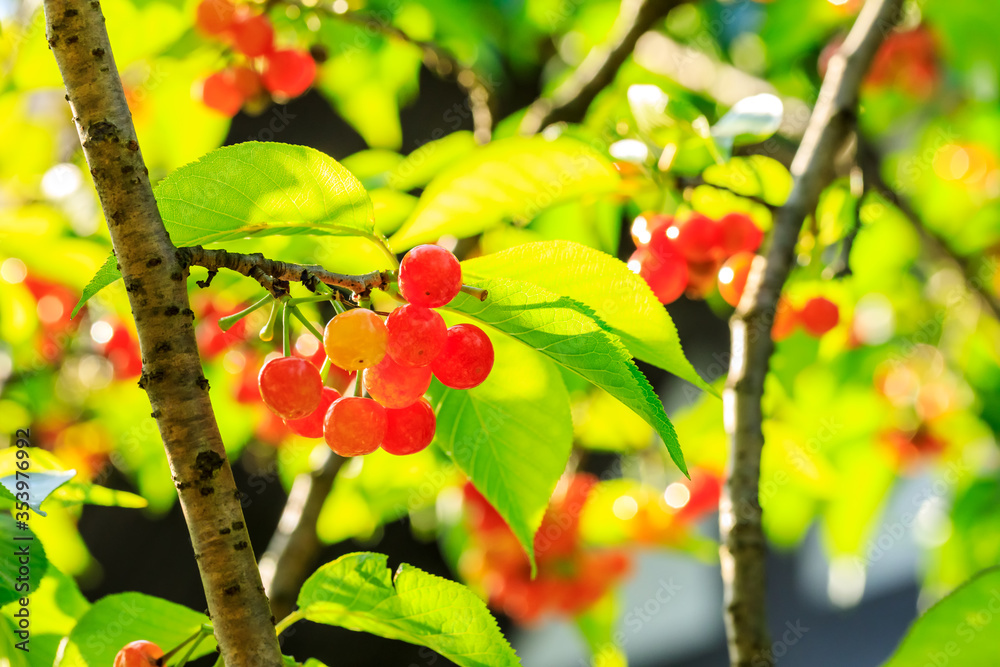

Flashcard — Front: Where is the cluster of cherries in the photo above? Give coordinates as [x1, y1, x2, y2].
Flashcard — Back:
[257, 245, 494, 458]
[461, 475, 630, 624]
[195, 0, 317, 116]
[628, 211, 763, 305]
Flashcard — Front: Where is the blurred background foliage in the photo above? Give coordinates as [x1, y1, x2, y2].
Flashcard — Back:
[2, 0, 1000, 664]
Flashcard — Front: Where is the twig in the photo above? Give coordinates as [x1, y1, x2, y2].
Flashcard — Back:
[518, 0, 686, 135]
[674, 175, 778, 212]
[856, 138, 1000, 320]
[286, 0, 493, 144]
[43, 3, 283, 665]
[719, 1, 902, 666]
[259, 450, 346, 620]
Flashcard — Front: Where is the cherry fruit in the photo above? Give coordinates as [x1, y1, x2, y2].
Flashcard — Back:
[195, 0, 236, 35]
[398, 245, 463, 308]
[258, 356, 323, 419]
[718, 213, 763, 256]
[800, 297, 839, 336]
[381, 398, 436, 455]
[385, 304, 447, 367]
[232, 13, 274, 57]
[363, 354, 433, 409]
[432, 324, 494, 389]
[717, 252, 755, 307]
[323, 396, 386, 456]
[114, 641, 163, 667]
[323, 309, 388, 371]
[261, 49, 316, 97]
[201, 70, 244, 116]
[284, 387, 341, 438]
[670, 214, 722, 263]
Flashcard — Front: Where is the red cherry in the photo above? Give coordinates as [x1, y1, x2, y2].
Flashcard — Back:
[630, 212, 671, 247]
[771, 298, 800, 341]
[323, 396, 386, 456]
[799, 297, 839, 337]
[284, 387, 341, 438]
[381, 398, 436, 455]
[717, 252, 755, 307]
[431, 324, 494, 390]
[385, 304, 447, 367]
[674, 471, 723, 524]
[258, 357, 323, 419]
[201, 70, 244, 116]
[114, 641, 163, 667]
[231, 66, 263, 99]
[261, 49, 317, 97]
[718, 213, 763, 256]
[231, 13, 274, 57]
[630, 247, 688, 305]
[363, 354, 432, 409]
[398, 245, 463, 308]
[195, 0, 236, 35]
[685, 258, 722, 299]
[670, 214, 722, 263]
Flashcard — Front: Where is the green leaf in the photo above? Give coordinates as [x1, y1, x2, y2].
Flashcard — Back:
[57, 593, 216, 667]
[74, 142, 377, 313]
[72, 254, 118, 318]
[459, 241, 713, 394]
[575, 593, 627, 667]
[383, 131, 479, 192]
[389, 136, 620, 250]
[883, 567, 1000, 666]
[298, 552, 521, 667]
[0, 514, 47, 606]
[428, 328, 573, 570]
[701, 155, 793, 208]
[446, 275, 687, 475]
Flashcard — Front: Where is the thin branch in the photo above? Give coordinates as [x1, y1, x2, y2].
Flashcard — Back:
[43, 3, 283, 665]
[285, 0, 493, 143]
[856, 138, 1000, 320]
[719, 1, 903, 666]
[259, 450, 346, 620]
[674, 175, 778, 212]
[518, 0, 687, 135]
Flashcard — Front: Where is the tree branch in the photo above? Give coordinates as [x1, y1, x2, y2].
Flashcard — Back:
[518, 0, 686, 135]
[719, 1, 902, 665]
[855, 138, 1000, 321]
[43, 2, 283, 665]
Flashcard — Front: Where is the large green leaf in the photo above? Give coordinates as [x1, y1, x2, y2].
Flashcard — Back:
[389, 136, 620, 250]
[429, 328, 573, 570]
[74, 142, 377, 314]
[460, 241, 713, 394]
[56, 593, 216, 666]
[298, 552, 520, 667]
[0, 514, 47, 606]
[883, 567, 1000, 666]
[445, 277, 686, 476]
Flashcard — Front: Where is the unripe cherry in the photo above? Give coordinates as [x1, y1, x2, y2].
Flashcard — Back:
[398, 245, 463, 308]
[432, 324, 494, 390]
[385, 304, 447, 367]
[323, 309, 388, 371]
[323, 396, 386, 456]
[800, 297, 840, 336]
[364, 354, 432, 409]
[258, 356, 323, 419]
[381, 398, 436, 455]
[114, 640, 163, 667]
[283, 387, 341, 438]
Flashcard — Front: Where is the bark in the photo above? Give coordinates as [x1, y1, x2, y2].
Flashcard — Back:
[518, 0, 687, 135]
[719, 1, 903, 665]
[43, 2, 283, 664]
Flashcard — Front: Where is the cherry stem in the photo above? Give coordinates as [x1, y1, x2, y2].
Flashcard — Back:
[281, 301, 292, 357]
[460, 285, 489, 301]
[218, 295, 272, 332]
[319, 354, 332, 379]
[174, 632, 210, 667]
[259, 300, 280, 342]
[288, 306, 324, 341]
[156, 624, 212, 666]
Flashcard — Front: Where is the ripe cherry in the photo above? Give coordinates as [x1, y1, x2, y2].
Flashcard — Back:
[670, 213, 722, 263]
[231, 66, 262, 100]
[398, 245, 463, 308]
[630, 212, 670, 247]
[323, 396, 386, 456]
[258, 356, 323, 419]
[323, 309, 388, 371]
[718, 212, 763, 256]
[717, 252, 755, 307]
[114, 640, 163, 667]
[284, 387, 341, 438]
[685, 258, 722, 299]
[630, 246, 688, 305]
[261, 49, 316, 97]
[201, 70, 244, 116]
[381, 398, 436, 455]
[363, 354, 432, 409]
[231, 13, 274, 57]
[195, 0, 236, 35]
[771, 298, 800, 342]
[432, 324, 494, 390]
[385, 304, 447, 367]
[800, 297, 839, 336]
